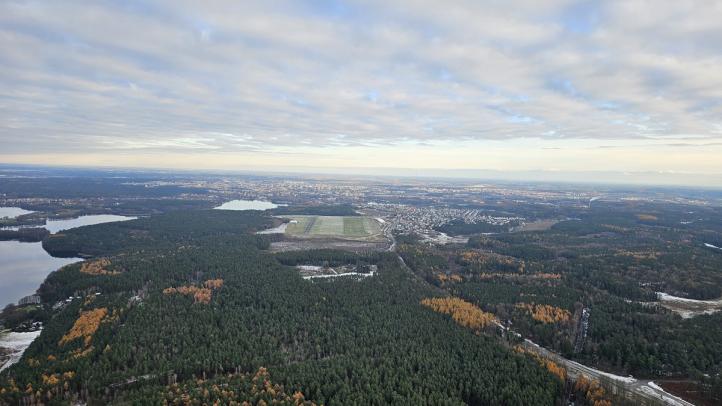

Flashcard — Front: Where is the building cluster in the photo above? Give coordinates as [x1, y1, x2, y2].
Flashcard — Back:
[363, 203, 523, 236]
[17, 295, 41, 306]
[116, 174, 620, 211]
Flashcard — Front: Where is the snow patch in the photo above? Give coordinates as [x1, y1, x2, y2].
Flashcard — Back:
[593, 368, 636, 384]
[640, 383, 689, 406]
[303, 271, 375, 280]
[256, 223, 288, 234]
[656, 292, 722, 318]
[657, 292, 722, 305]
[0, 330, 41, 372]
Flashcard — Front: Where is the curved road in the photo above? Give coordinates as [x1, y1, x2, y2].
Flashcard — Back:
[383, 217, 693, 405]
[522, 340, 694, 406]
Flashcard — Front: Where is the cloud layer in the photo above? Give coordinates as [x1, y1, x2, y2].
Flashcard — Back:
[1, 0, 721, 175]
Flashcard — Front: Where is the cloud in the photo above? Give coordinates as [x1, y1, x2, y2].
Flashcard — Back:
[0, 0, 720, 174]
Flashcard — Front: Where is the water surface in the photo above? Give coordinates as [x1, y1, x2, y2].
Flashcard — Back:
[1, 215, 134, 305]
[214, 199, 280, 211]
[0, 241, 80, 306]
[0, 207, 34, 219]
[45, 215, 136, 233]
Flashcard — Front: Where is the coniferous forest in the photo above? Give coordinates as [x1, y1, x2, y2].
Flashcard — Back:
[2, 175, 722, 405]
[1, 211, 561, 405]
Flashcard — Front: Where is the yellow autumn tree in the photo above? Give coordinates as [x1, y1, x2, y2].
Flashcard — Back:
[574, 376, 612, 406]
[421, 297, 498, 330]
[164, 279, 223, 304]
[79, 258, 119, 275]
[513, 345, 568, 383]
[59, 308, 108, 347]
[544, 360, 567, 382]
[204, 279, 224, 289]
[516, 303, 571, 324]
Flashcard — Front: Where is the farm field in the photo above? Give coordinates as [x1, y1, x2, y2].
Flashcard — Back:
[284, 215, 383, 240]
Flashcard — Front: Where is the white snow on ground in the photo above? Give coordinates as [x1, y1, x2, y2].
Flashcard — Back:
[571, 360, 637, 384]
[525, 339, 637, 384]
[676, 308, 719, 318]
[657, 292, 702, 303]
[648, 382, 665, 391]
[657, 292, 722, 305]
[523, 341, 693, 404]
[303, 271, 375, 280]
[0, 330, 41, 372]
[592, 367, 637, 384]
[641, 383, 689, 406]
[525, 338, 637, 383]
[704, 243, 721, 250]
[648, 381, 690, 404]
[296, 265, 323, 271]
[256, 223, 288, 234]
[656, 292, 722, 318]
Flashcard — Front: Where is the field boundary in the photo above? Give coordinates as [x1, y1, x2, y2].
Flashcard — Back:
[283, 215, 385, 242]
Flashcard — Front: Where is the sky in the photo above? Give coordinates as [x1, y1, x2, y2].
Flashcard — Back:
[1, 1, 722, 185]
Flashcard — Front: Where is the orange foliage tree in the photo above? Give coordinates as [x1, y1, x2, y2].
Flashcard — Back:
[574, 376, 612, 406]
[513, 345, 568, 383]
[204, 279, 224, 289]
[79, 258, 119, 275]
[164, 279, 224, 304]
[544, 360, 567, 382]
[421, 297, 498, 330]
[515, 303, 571, 324]
[59, 308, 108, 347]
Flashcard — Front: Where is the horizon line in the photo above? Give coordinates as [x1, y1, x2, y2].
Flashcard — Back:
[2, 161, 722, 190]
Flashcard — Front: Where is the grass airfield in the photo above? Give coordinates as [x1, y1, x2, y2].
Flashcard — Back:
[284, 215, 383, 241]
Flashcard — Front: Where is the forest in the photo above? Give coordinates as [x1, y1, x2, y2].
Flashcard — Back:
[1, 210, 563, 405]
[397, 201, 722, 403]
[3, 195, 722, 405]
[271, 204, 359, 217]
[0, 227, 48, 243]
[0, 177, 208, 199]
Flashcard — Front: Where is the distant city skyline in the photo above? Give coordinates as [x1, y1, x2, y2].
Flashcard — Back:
[1, 1, 721, 185]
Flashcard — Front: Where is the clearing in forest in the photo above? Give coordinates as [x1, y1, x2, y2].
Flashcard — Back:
[284, 215, 383, 240]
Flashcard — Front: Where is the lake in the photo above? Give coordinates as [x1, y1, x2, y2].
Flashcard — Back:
[45, 214, 137, 233]
[1, 214, 136, 306]
[0, 207, 34, 219]
[0, 241, 80, 306]
[214, 199, 281, 211]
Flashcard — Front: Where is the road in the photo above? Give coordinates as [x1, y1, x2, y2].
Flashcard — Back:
[384, 219, 693, 405]
[521, 340, 695, 406]
[383, 222, 396, 252]
[572, 307, 590, 354]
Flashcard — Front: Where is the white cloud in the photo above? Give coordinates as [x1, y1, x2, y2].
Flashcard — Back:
[0, 0, 720, 176]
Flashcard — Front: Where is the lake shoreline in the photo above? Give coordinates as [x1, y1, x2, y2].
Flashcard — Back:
[0, 212, 136, 307]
